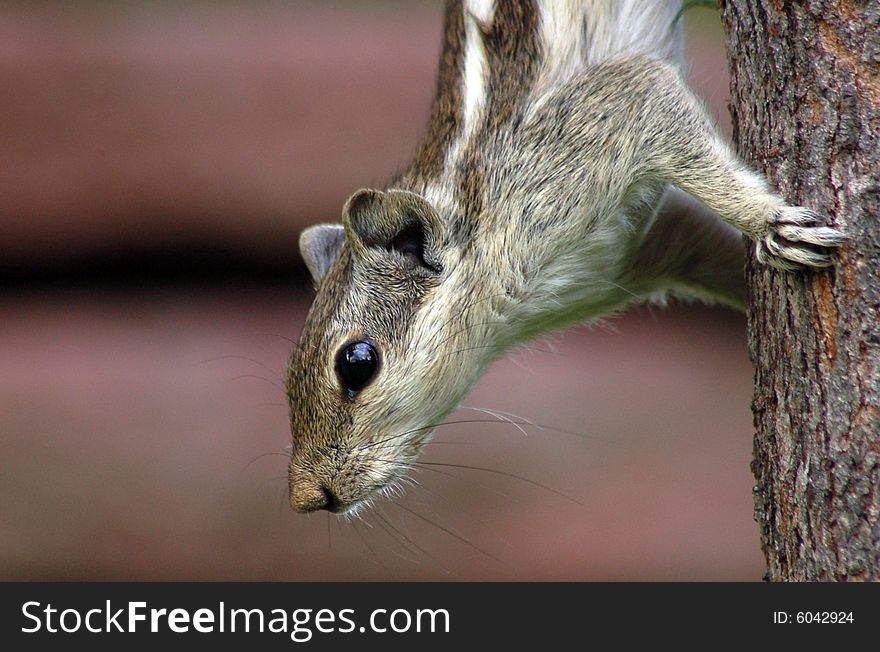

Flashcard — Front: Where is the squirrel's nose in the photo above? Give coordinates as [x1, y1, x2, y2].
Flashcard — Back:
[318, 486, 341, 513]
[289, 477, 342, 513]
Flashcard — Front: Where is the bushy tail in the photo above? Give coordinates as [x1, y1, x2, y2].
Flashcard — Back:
[579, 0, 684, 66]
[405, 0, 686, 187]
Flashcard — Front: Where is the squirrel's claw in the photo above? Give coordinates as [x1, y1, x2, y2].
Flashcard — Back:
[755, 206, 846, 271]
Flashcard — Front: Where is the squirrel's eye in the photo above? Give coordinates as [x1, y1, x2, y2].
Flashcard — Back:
[336, 341, 379, 396]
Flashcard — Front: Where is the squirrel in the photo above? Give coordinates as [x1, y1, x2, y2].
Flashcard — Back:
[286, 0, 845, 514]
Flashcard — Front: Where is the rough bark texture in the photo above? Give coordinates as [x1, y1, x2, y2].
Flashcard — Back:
[719, 0, 880, 580]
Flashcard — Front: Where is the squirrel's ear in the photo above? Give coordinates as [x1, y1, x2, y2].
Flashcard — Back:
[342, 188, 443, 273]
[299, 223, 346, 285]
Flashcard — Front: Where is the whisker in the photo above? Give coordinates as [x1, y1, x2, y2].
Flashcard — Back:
[459, 404, 542, 432]
[241, 451, 289, 475]
[459, 405, 532, 437]
[363, 417, 568, 451]
[367, 458, 516, 502]
[362, 418, 518, 451]
[398, 475, 422, 490]
[247, 331, 300, 348]
[327, 512, 332, 550]
[350, 520, 392, 575]
[412, 461, 583, 506]
[408, 481, 515, 551]
[389, 501, 502, 563]
[373, 506, 449, 569]
[364, 417, 607, 452]
[369, 515, 425, 565]
[423, 440, 473, 446]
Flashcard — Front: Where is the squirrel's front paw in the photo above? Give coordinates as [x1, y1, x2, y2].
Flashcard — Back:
[755, 207, 846, 271]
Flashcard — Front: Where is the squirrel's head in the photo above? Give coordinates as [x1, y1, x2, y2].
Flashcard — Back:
[286, 188, 500, 515]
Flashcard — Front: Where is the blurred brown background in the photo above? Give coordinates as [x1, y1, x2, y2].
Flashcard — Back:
[0, 1, 763, 580]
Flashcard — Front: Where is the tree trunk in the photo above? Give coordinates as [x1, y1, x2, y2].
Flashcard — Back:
[719, 1, 880, 580]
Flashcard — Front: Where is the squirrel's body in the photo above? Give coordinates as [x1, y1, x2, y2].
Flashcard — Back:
[287, 0, 844, 514]
[398, 0, 697, 338]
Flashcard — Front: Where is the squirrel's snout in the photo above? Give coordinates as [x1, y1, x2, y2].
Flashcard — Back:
[288, 445, 402, 515]
[288, 475, 342, 514]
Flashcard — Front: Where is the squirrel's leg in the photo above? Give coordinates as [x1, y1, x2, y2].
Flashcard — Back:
[617, 59, 846, 271]
[631, 186, 746, 308]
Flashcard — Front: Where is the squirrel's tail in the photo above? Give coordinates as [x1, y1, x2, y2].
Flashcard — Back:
[528, 0, 684, 94]
[577, 0, 684, 66]
[405, 1, 685, 187]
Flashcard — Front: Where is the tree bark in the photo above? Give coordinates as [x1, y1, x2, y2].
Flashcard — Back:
[719, 1, 880, 580]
